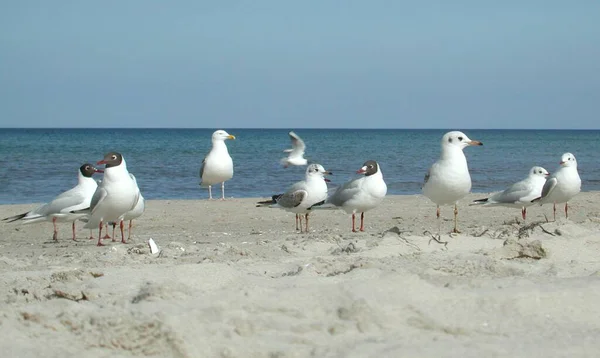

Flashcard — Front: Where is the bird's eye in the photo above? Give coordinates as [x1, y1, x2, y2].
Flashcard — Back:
[458, 136, 463, 141]
[112, 155, 117, 160]
[448, 138, 453, 143]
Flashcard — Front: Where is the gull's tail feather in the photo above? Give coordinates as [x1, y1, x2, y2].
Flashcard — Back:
[70, 207, 91, 214]
[256, 194, 283, 207]
[309, 200, 337, 210]
[2, 212, 28, 223]
[469, 198, 489, 206]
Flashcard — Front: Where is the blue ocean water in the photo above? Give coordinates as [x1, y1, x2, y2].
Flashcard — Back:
[0, 128, 598, 205]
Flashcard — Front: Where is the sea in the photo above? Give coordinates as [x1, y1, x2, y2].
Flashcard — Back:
[0, 128, 598, 205]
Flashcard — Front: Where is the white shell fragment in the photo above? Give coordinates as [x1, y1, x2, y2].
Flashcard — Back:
[148, 238, 160, 254]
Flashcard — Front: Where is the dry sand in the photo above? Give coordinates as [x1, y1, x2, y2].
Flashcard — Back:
[1, 193, 600, 357]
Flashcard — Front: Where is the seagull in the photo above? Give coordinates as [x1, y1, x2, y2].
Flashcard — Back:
[106, 173, 145, 243]
[82, 152, 140, 246]
[121, 174, 145, 242]
[322, 160, 387, 232]
[199, 130, 235, 200]
[2, 163, 103, 241]
[532, 152, 581, 221]
[256, 163, 331, 233]
[422, 131, 483, 233]
[280, 131, 308, 168]
[471, 166, 549, 220]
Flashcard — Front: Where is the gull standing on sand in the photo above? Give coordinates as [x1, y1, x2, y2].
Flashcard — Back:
[2, 163, 103, 241]
[199, 130, 236, 200]
[280, 131, 308, 168]
[106, 173, 145, 243]
[321, 160, 387, 232]
[533, 152, 581, 221]
[83, 152, 140, 246]
[422, 131, 483, 233]
[471, 166, 549, 220]
[121, 174, 145, 242]
[256, 164, 331, 233]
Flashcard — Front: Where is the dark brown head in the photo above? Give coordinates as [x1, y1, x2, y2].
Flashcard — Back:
[97, 152, 123, 168]
[79, 163, 103, 177]
[356, 160, 379, 176]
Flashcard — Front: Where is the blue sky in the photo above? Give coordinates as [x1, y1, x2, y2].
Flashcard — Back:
[1, 1, 598, 129]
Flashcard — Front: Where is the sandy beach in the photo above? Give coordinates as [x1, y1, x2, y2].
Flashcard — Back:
[1, 193, 600, 357]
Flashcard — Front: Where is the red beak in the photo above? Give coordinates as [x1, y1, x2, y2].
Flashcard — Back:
[324, 178, 331, 182]
[559, 161, 565, 165]
[95, 169, 104, 173]
[97, 160, 106, 165]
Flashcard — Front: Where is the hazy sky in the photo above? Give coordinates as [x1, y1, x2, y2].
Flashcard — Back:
[1, 1, 598, 129]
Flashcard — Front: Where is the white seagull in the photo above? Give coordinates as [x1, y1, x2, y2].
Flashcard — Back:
[3, 163, 103, 241]
[322, 160, 387, 232]
[122, 174, 145, 242]
[199, 129, 236, 200]
[106, 173, 145, 243]
[256, 163, 331, 233]
[471, 166, 549, 220]
[533, 152, 581, 221]
[280, 131, 308, 168]
[422, 131, 483, 233]
[83, 152, 140, 246]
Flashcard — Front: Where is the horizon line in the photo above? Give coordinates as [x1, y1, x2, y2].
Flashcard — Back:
[1, 127, 599, 131]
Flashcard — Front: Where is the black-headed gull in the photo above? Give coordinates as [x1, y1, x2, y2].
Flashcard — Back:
[422, 131, 483, 233]
[256, 163, 331, 233]
[280, 131, 308, 168]
[322, 160, 387, 232]
[83, 152, 140, 246]
[3, 163, 103, 241]
[471, 166, 549, 220]
[533, 152, 581, 220]
[199, 130, 235, 200]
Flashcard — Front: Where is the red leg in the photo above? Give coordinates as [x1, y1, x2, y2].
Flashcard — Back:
[295, 214, 299, 231]
[352, 213, 357, 232]
[97, 221, 105, 246]
[120, 220, 126, 243]
[553, 203, 557, 221]
[111, 223, 117, 242]
[452, 204, 460, 233]
[359, 212, 365, 232]
[103, 223, 111, 239]
[522, 207, 526, 220]
[304, 213, 309, 233]
[52, 217, 58, 241]
[565, 203, 569, 219]
[72, 221, 77, 241]
[436, 206, 440, 219]
[128, 220, 133, 240]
